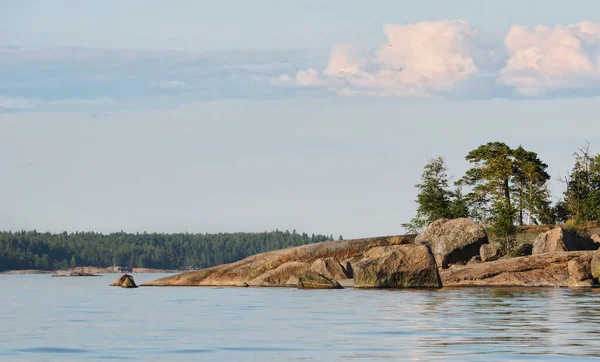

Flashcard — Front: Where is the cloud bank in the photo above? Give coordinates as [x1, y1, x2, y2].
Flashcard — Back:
[278, 20, 600, 98]
[0, 47, 322, 112]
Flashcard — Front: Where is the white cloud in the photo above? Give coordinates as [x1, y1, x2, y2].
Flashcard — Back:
[499, 22, 600, 96]
[279, 20, 600, 99]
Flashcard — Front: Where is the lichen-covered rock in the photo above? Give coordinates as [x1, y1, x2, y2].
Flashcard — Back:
[111, 274, 138, 288]
[354, 244, 441, 288]
[415, 218, 488, 268]
[480, 241, 502, 262]
[532, 228, 598, 255]
[297, 271, 343, 289]
[309, 258, 349, 281]
[568, 259, 594, 288]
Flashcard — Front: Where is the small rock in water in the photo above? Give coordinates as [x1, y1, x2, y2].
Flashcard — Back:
[110, 274, 138, 288]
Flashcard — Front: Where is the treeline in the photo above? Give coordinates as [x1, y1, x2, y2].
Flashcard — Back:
[0, 230, 336, 271]
[404, 142, 600, 250]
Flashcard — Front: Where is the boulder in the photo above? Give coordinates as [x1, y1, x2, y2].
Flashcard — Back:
[110, 274, 138, 288]
[591, 249, 600, 280]
[415, 218, 488, 268]
[480, 241, 502, 262]
[568, 259, 594, 288]
[532, 228, 598, 255]
[592, 234, 600, 244]
[309, 258, 349, 281]
[440, 250, 595, 287]
[249, 261, 311, 287]
[354, 244, 442, 288]
[297, 271, 343, 289]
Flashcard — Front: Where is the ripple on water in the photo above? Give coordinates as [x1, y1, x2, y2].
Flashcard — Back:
[13, 347, 89, 354]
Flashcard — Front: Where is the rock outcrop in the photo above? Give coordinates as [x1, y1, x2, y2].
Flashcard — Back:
[297, 271, 343, 289]
[52, 270, 99, 277]
[480, 241, 502, 262]
[309, 258, 349, 281]
[592, 234, 600, 244]
[440, 250, 594, 287]
[142, 235, 415, 287]
[110, 274, 138, 288]
[415, 218, 488, 268]
[532, 228, 598, 255]
[353, 244, 442, 288]
[568, 259, 594, 287]
[591, 249, 600, 279]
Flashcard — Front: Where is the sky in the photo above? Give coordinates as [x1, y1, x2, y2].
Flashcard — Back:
[1, 1, 600, 238]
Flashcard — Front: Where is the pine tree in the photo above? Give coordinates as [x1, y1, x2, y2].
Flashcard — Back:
[403, 157, 468, 232]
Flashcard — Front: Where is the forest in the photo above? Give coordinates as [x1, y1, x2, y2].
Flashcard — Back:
[0, 230, 335, 271]
[403, 142, 600, 252]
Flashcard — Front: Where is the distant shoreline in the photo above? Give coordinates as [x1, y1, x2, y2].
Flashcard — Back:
[1, 267, 182, 275]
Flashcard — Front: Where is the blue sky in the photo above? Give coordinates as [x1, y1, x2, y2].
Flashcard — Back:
[1, 1, 600, 237]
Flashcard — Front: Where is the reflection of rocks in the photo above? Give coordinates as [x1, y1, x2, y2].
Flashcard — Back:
[354, 244, 441, 288]
[532, 228, 598, 255]
[415, 218, 488, 268]
[440, 251, 594, 287]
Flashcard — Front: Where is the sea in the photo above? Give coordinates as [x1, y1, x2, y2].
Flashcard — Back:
[2, 274, 600, 361]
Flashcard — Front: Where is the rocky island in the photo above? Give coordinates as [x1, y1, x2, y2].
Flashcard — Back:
[142, 218, 600, 289]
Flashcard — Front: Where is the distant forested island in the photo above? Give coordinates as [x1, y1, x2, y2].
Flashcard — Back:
[0, 230, 337, 271]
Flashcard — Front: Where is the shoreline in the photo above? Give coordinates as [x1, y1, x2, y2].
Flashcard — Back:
[1, 268, 181, 275]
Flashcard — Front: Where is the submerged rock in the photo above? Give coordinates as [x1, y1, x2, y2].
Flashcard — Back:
[480, 241, 502, 262]
[110, 274, 138, 288]
[415, 218, 488, 268]
[532, 228, 598, 255]
[354, 244, 442, 288]
[297, 271, 343, 289]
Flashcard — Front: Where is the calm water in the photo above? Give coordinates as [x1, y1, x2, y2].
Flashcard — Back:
[3, 274, 600, 361]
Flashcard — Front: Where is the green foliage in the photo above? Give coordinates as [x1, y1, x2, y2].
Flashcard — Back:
[560, 143, 600, 223]
[0, 230, 332, 271]
[457, 142, 551, 245]
[402, 157, 469, 232]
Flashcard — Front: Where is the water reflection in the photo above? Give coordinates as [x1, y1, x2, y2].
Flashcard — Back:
[4, 275, 600, 361]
